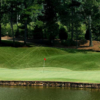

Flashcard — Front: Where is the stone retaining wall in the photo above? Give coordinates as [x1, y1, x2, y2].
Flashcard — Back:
[0, 81, 100, 88]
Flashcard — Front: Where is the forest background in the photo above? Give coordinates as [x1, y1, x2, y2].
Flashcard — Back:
[0, 0, 100, 47]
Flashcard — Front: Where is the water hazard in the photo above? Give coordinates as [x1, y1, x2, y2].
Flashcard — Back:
[0, 86, 100, 100]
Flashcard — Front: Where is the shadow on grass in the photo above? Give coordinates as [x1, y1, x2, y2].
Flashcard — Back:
[0, 40, 31, 47]
[0, 40, 53, 47]
[78, 46, 90, 48]
[0, 40, 99, 53]
[57, 48, 96, 53]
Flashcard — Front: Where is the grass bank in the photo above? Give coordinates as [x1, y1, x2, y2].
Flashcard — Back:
[0, 46, 99, 71]
[0, 45, 100, 83]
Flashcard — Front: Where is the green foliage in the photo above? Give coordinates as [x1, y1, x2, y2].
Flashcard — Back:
[19, 0, 44, 24]
[61, 39, 77, 46]
[1, 23, 17, 37]
[1, 0, 100, 46]
[92, 24, 100, 37]
[18, 24, 25, 29]
[79, 38, 87, 45]
[33, 25, 43, 39]
[45, 23, 59, 40]
[43, 0, 57, 22]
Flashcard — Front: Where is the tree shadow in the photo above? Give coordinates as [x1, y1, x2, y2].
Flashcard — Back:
[1, 39, 100, 53]
[0, 40, 31, 47]
[56, 47, 96, 54]
[78, 46, 90, 48]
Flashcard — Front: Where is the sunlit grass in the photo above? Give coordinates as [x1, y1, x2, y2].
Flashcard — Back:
[0, 68, 100, 83]
[0, 46, 100, 83]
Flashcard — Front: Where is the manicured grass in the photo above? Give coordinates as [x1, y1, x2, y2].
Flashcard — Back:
[0, 45, 100, 83]
[0, 46, 100, 71]
[0, 67, 100, 83]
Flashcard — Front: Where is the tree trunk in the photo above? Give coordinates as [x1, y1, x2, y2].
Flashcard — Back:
[89, 15, 93, 47]
[71, 16, 74, 41]
[71, 0, 74, 41]
[71, 21, 74, 41]
[0, 1, 1, 44]
[10, 7, 15, 46]
[24, 20, 27, 46]
[76, 26, 78, 48]
[16, 15, 19, 38]
[0, 24, 1, 44]
[10, 19, 15, 46]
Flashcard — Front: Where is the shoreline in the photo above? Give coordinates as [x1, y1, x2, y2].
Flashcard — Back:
[0, 81, 100, 88]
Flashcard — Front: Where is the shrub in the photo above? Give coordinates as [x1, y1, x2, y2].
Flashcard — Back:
[1, 25, 7, 36]
[18, 24, 25, 29]
[1, 23, 17, 37]
[45, 23, 59, 40]
[59, 27, 68, 40]
[79, 38, 87, 45]
[15, 29, 22, 38]
[33, 25, 43, 39]
[61, 39, 77, 46]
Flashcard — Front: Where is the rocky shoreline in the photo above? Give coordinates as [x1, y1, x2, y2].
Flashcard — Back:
[0, 81, 100, 88]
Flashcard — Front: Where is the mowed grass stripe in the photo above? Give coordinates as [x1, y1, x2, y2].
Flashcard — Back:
[0, 47, 38, 68]
[0, 46, 100, 82]
[0, 68, 100, 83]
[0, 46, 100, 70]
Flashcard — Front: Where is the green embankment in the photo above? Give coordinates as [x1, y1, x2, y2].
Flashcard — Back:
[0, 46, 100, 83]
[0, 46, 100, 70]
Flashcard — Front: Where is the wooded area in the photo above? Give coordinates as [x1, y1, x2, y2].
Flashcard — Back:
[0, 0, 100, 47]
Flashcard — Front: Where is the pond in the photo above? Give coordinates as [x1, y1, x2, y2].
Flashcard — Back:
[0, 86, 100, 100]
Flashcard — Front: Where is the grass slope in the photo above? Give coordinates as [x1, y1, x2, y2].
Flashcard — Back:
[0, 46, 100, 71]
[0, 46, 100, 83]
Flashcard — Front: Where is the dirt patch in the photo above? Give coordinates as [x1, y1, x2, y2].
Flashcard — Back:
[1, 36, 100, 51]
[1, 36, 12, 40]
[78, 40, 100, 51]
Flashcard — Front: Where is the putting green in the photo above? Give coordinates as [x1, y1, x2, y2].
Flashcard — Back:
[0, 67, 100, 83]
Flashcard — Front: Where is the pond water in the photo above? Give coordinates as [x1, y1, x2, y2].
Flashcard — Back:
[0, 86, 100, 100]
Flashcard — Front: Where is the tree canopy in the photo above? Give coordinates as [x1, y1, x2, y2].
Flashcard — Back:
[0, 0, 100, 46]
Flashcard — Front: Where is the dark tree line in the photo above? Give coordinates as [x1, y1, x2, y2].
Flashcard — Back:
[0, 0, 100, 46]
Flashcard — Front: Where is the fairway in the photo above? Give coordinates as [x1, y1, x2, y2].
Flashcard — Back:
[0, 67, 100, 83]
[0, 46, 100, 83]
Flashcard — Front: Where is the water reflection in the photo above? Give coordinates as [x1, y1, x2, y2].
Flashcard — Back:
[0, 86, 100, 100]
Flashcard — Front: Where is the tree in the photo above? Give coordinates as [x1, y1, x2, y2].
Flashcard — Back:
[57, 0, 82, 41]
[19, 0, 44, 45]
[0, 1, 2, 44]
[92, 24, 100, 40]
[0, 0, 6, 44]
[82, 0, 100, 46]
[70, 0, 82, 41]
[2, 0, 22, 46]
[38, 0, 59, 44]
